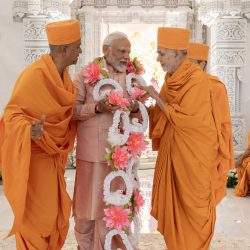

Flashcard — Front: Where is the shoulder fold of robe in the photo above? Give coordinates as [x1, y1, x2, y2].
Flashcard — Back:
[0, 54, 76, 248]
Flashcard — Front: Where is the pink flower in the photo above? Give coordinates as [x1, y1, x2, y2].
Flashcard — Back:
[108, 90, 129, 110]
[126, 60, 136, 74]
[104, 206, 131, 230]
[112, 146, 130, 170]
[82, 63, 101, 84]
[134, 190, 144, 213]
[134, 59, 145, 75]
[127, 132, 146, 156]
[130, 88, 145, 100]
[130, 87, 149, 104]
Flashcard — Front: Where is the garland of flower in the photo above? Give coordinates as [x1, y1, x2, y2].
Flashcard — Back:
[82, 57, 148, 249]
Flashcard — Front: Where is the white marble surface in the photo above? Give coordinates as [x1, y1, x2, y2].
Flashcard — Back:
[1, 169, 250, 237]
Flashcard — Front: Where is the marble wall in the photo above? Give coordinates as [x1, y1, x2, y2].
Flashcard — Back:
[0, 1, 250, 150]
[0, 0, 24, 114]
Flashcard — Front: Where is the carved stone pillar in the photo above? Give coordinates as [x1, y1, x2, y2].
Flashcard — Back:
[13, 0, 71, 66]
[23, 17, 50, 65]
[210, 17, 247, 153]
[78, 10, 102, 67]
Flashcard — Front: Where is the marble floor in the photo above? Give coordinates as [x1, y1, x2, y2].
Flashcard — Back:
[0, 168, 250, 249]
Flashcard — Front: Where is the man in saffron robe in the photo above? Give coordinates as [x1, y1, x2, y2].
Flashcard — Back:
[138, 27, 219, 250]
[0, 19, 82, 249]
[234, 132, 250, 196]
[188, 42, 234, 204]
[72, 32, 140, 249]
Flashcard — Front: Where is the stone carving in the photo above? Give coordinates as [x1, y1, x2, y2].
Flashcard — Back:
[211, 49, 245, 66]
[27, 0, 41, 16]
[24, 48, 49, 65]
[78, 0, 191, 8]
[236, 67, 245, 83]
[231, 116, 247, 152]
[215, 20, 246, 42]
[23, 19, 47, 41]
[13, 0, 70, 21]
[209, 17, 247, 152]
[13, 0, 28, 21]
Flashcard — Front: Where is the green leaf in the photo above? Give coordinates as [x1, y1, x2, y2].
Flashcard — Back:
[111, 163, 117, 171]
[104, 153, 111, 160]
[100, 69, 109, 78]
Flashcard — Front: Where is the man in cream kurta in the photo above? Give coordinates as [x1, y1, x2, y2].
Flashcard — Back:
[73, 32, 139, 250]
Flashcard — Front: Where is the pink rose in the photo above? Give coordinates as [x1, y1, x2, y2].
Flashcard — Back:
[112, 146, 130, 170]
[82, 63, 101, 84]
[108, 90, 129, 110]
[127, 132, 146, 156]
[126, 60, 136, 74]
[134, 189, 144, 213]
[104, 205, 131, 230]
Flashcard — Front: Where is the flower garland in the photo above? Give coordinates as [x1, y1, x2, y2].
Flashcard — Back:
[82, 57, 148, 105]
[85, 57, 148, 250]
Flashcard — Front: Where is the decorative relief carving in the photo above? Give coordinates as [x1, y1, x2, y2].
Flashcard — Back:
[13, 0, 70, 21]
[211, 49, 245, 66]
[28, 0, 41, 16]
[211, 19, 247, 44]
[231, 116, 247, 151]
[79, 0, 191, 8]
[225, 67, 236, 114]
[24, 48, 49, 65]
[13, 0, 28, 21]
[236, 67, 245, 83]
[23, 19, 47, 41]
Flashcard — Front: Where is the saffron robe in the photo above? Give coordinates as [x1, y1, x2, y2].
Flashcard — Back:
[234, 132, 250, 196]
[209, 74, 234, 204]
[0, 54, 76, 249]
[150, 60, 219, 250]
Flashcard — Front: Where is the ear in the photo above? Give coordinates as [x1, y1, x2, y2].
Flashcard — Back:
[61, 45, 68, 55]
[174, 49, 180, 58]
[200, 61, 206, 70]
[103, 45, 109, 56]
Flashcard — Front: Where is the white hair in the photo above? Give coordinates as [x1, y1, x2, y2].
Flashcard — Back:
[103, 32, 128, 46]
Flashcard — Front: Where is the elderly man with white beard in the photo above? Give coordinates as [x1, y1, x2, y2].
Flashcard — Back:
[72, 32, 140, 250]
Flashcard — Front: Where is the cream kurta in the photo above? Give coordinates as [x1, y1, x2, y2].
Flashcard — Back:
[72, 58, 128, 249]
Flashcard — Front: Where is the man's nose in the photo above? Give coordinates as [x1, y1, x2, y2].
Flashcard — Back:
[124, 52, 130, 60]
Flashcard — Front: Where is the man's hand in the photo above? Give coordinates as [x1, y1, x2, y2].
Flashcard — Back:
[128, 100, 139, 113]
[30, 115, 45, 140]
[96, 99, 119, 113]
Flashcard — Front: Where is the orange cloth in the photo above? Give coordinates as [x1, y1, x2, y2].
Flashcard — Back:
[234, 132, 250, 196]
[188, 42, 209, 61]
[150, 60, 218, 250]
[45, 19, 81, 45]
[157, 27, 190, 50]
[234, 156, 250, 196]
[0, 54, 76, 249]
[209, 74, 234, 204]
